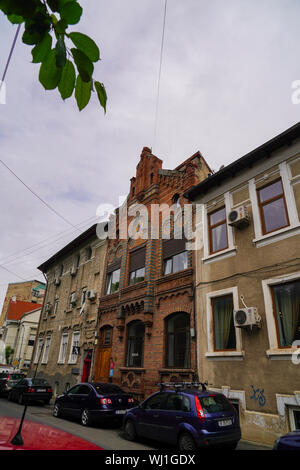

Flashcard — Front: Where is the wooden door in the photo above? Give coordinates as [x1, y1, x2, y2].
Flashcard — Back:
[95, 347, 111, 382]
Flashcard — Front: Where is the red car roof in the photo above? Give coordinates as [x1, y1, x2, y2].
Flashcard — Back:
[0, 417, 103, 450]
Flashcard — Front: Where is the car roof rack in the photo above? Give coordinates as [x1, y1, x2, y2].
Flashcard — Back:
[156, 381, 208, 392]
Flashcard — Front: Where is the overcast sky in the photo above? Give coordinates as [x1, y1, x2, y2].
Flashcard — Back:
[0, 0, 300, 310]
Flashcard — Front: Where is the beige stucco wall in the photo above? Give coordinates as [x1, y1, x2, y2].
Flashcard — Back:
[31, 236, 107, 395]
[194, 147, 300, 445]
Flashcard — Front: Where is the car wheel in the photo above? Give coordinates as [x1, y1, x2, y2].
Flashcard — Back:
[53, 403, 61, 418]
[81, 409, 92, 426]
[124, 419, 137, 441]
[178, 432, 197, 452]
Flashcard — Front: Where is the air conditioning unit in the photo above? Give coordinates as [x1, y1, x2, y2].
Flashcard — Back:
[45, 303, 52, 314]
[70, 265, 77, 277]
[54, 277, 61, 286]
[228, 206, 250, 228]
[70, 293, 77, 306]
[87, 290, 96, 301]
[234, 307, 261, 328]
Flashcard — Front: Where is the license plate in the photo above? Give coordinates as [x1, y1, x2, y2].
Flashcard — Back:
[37, 389, 46, 392]
[115, 410, 127, 415]
[218, 419, 232, 427]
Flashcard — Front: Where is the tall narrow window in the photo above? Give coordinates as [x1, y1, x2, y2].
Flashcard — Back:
[53, 299, 59, 316]
[165, 313, 190, 368]
[212, 295, 236, 351]
[58, 334, 68, 363]
[129, 247, 146, 285]
[257, 179, 289, 234]
[126, 321, 145, 367]
[34, 338, 44, 364]
[208, 207, 228, 254]
[272, 280, 300, 347]
[69, 331, 80, 364]
[42, 336, 51, 364]
[106, 260, 121, 295]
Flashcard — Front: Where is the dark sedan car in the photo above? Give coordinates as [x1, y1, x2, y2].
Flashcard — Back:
[53, 382, 137, 426]
[8, 378, 52, 405]
[123, 385, 241, 451]
[273, 431, 300, 450]
[0, 372, 25, 397]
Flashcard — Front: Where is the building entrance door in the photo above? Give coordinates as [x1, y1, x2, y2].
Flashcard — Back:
[95, 347, 111, 382]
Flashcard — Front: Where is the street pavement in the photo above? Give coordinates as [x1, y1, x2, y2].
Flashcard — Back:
[0, 397, 271, 451]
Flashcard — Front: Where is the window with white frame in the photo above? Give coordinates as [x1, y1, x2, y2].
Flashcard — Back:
[58, 334, 69, 363]
[53, 298, 59, 316]
[68, 331, 80, 364]
[206, 287, 243, 357]
[208, 207, 228, 254]
[249, 162, 300, 246]
[289, 407, 300, 431]
[42, 336, 51, 364]
[262, 273, 300, 354]
[34, 338, 44, 364]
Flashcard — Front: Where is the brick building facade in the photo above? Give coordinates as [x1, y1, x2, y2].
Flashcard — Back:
[92, 147, 211, 399]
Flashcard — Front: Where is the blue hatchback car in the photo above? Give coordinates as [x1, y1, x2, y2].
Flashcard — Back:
[123, 383, 241, 451]
[273, 431, 300, 450]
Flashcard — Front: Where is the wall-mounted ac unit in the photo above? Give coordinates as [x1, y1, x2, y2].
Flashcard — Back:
[87, 290, 96, 301]
[234, 307, 261, 328]
[70, 266, 77, 277]
[228, 206, 250, 228]
[45, 303, 52, 314]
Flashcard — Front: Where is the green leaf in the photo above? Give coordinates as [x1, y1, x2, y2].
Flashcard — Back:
[55, 35, 66, 68]
[60, 1, 82, 25]
[69, 32, 100, 62]
[58, 60, 75, 99]
[7, 14, 24, 24]
[75, 75, 91, 111]
[39, 49, 62, 90]
[94, 81, 107, 113]
[55, 19, 68, 34]
[71, 48, 94, 82]
[47, 0, 60, 12]
[31, 33, 52, 63]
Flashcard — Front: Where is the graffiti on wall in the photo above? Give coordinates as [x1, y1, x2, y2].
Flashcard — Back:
[250, 385, 266, 407]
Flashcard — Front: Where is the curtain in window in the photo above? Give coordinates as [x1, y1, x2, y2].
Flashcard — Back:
[213, 296, 235, 350]
[273, 282, 300, 346]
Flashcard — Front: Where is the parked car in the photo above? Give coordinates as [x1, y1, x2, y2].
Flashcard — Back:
[8, 378, 52, 405]
[0, 416, 103, 450]
[0, 372, 25, 397]
[53, 382, 137, 426]
[273, 431, 300, 450]
[123, 384, 241, 451]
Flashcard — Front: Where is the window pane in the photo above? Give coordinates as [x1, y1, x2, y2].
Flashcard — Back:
[144, 393, 168, 410]
[111, 269, 120, 292]
[273, 281, 300, 347]
[209, 208, 226, 226]
[213, 296, 236, 350]
[293, 410, 300, 430]
[258, 180, 283, 203]
[166, 313, 190, 368]
[126, 322, 145, 367]
[164, 258, 172, 275]
[172, 251, 188, 273]
[262, 198, 288, 233]
[211, 223, 228, 253]
[135, 267, 145, 282]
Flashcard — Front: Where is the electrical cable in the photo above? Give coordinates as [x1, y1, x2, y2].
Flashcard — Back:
[152, 0, 168, 153]
[0, 24, 21, 91]
[0, 159, 83, 233]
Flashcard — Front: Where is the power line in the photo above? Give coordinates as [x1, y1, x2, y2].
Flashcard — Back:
[152, 0, 168, 153]
[0, 158, 83, 233]
[0, 215, 98, 267]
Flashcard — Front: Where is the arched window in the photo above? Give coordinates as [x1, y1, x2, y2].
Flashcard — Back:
[126, 321, 145, 367]
[100, 326, 113, 347]
[165, 313, 190, 368]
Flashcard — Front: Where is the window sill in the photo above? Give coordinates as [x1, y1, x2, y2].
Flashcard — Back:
[266, 348, 299, 360]
[253, 223, 300, 248]
[202, 247, 237, 265]
[156, 268, 193, 284]
[119, 367, 145, 373]
[159, 368, 194, 374]
[205, 351, 244, 360]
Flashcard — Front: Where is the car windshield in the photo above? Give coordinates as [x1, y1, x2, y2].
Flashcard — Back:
[92, 383, 125, 395]
[29, 379, 49, 386]
[10, 374, 24, 380]
[199, 395, 233, 413]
